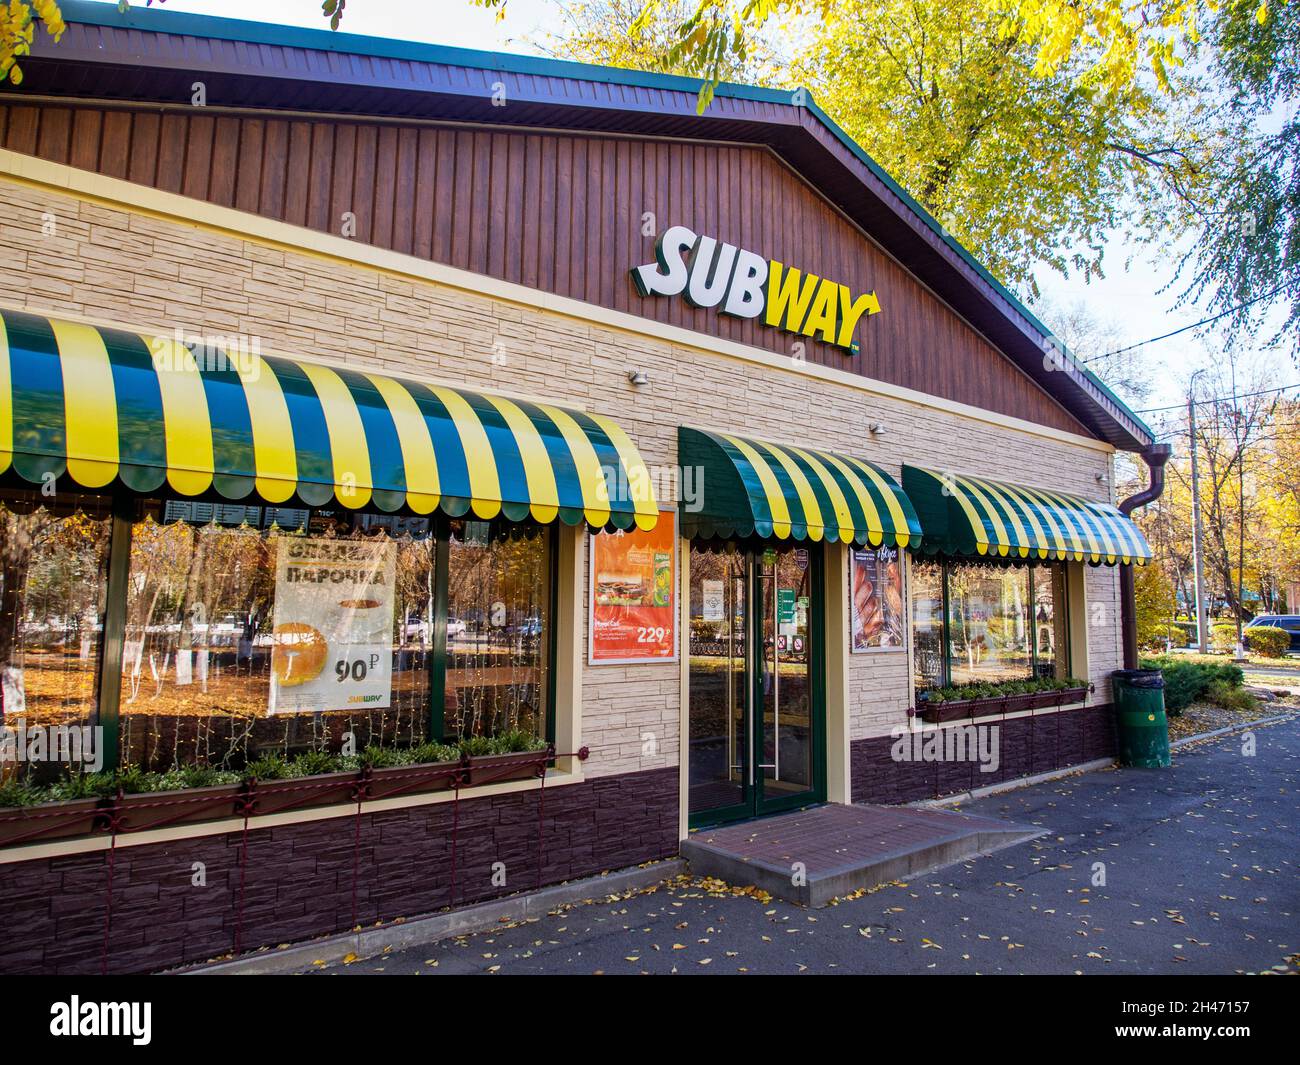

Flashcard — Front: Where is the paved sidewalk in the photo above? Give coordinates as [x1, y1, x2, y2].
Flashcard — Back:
[301, 716, 1300, 975]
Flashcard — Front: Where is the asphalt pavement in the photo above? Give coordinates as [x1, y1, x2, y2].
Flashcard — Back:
[303, 714, 1299, 975]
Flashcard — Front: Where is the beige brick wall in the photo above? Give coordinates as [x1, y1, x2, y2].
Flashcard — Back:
[0, 175, 1125, 775]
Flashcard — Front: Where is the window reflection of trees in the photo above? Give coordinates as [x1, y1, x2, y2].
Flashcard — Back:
[444, 523, 549, 743]
[0, 490, 111, 781]
[910, 559, 1068, 690]
[909, 560, 945, 689]
[947, 563, 1031, 685]
[118, 506, 437, 772]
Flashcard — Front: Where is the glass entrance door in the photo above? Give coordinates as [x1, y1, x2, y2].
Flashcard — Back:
[687, 543, 824, 826]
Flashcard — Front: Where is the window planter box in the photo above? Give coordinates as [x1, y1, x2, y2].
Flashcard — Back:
[0, 749, 558, 851]
[111, 783, 244, 833]
[243, 771, 364, 818]
[917, 686, 1089, 723]
[365, 759, 466, 802]
[0, 797, 101, 848]
[917, 698, 983, 723]
[466, 748, 552, 787]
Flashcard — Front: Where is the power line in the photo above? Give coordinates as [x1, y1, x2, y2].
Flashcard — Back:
[1080, 284, 1289, 365]
[1133, 381, 1300, 415]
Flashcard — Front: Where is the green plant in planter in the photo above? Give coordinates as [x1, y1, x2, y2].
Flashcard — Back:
[116, 764, 167, 794]
[493, 729, 549, 754]
[0, 779, 41, 808]
[453, 731, 548, 757]
[46, 770, 119, 801]
[287, 750, 342, 778]
[357, 746, 406, 769]
[916, 674, 1089, 708]
[155, 765, 242, 791]
[410, 742, 461, 764]
[457, 734, 496, 757]
[242, 753, 290, 782]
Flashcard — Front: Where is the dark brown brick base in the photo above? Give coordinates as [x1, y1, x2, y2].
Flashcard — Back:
[851, 703, 1117, 805]
[0, 765, 678, 975]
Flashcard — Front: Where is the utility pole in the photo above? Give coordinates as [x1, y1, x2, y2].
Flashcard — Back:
[1188, 369, 1209, 654]
[1230, 356, 1248, 661]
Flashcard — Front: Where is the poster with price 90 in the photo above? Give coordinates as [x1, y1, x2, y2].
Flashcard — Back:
[588, 513, 677, 664]
[269, 537, 396, 714]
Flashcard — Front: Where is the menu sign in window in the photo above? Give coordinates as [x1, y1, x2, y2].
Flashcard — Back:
[589, 513, 677, 663]
[269, 537, 397, 713]
[850, 545, 904, 653]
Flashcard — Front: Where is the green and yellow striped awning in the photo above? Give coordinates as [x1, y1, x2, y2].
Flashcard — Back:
[902, 465, 1151, 565]
[679, 427, 922, 547]
[0, 308, 658, 530]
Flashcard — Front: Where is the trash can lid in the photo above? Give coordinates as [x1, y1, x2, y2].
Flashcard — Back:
[1112, 668, 1165, 689]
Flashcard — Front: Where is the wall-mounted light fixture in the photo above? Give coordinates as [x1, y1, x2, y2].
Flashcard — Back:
[867, 422, 886, 436]
[628, 369, 649, 386]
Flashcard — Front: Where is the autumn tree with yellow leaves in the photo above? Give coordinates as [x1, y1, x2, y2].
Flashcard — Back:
[0, 0, 63, 86]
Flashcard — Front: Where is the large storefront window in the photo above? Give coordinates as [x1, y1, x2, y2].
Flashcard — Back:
[911, 558, 1069, 691]
[947, 563, 1032, 685]
[910, 560, 945, 690]
[444, 520, 550, 743]
[0, 489, 112, 781]
[114, 499, 551, 772]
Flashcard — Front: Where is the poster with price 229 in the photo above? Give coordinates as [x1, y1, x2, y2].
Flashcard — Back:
[268, 537, 396, 714]
[589, 513, 677, 663]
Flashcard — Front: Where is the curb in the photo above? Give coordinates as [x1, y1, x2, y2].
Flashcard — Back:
[181, 857, 688, 975]
[1170, 711, 1295, 750]
[914, 758, 1116, 808]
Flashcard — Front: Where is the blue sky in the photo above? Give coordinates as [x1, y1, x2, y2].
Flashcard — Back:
[94, 0, 1294, 426]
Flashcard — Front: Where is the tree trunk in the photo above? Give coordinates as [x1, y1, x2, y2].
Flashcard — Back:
[0, 509, 49, 723]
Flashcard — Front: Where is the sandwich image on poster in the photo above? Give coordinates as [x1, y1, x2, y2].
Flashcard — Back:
[268, 537, 396, 714]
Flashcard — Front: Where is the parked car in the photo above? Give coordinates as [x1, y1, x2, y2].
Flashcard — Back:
[403, 616, 467, 641]
[1244, 615, 1300, 652]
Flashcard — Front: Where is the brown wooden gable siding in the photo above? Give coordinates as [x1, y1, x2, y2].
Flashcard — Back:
[0, 101, 1087, 436]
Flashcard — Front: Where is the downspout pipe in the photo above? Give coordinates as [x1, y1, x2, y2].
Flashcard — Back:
[1118, 443, 1173, 670]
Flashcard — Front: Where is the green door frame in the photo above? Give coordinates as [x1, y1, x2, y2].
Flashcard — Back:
[688, 543, 827, 829]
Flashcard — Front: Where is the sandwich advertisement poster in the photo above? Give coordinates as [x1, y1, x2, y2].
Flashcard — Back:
[589, 514, 677, 663]
[268, 537, 397, 713]
[850, 545, 904, 652]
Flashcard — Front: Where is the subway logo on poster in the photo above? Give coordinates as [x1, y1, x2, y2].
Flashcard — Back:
[631, 225, 881, 352]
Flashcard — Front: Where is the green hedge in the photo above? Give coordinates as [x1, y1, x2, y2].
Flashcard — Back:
[1210, 623, 1239, 652]
[1140, 656, 1245, 713]
[1244, 625, 1290, 658]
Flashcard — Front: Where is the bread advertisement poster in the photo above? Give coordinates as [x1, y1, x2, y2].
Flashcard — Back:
[851, 545, 904, 652]
[269, 538, 396, 713]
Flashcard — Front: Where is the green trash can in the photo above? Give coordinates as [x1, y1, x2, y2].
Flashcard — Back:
[1112, 669, 1170, 768]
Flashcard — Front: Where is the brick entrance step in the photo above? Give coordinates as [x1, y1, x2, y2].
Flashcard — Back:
[680, 803, 1044, 907]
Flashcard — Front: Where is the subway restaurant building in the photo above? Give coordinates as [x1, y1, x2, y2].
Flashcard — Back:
[0, 3, 1161, 973]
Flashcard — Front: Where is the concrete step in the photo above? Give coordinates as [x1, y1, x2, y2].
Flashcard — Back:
[681, 803, 1044, 907]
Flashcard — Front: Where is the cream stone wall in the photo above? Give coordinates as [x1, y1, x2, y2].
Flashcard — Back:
[0, 170, 1126, 778]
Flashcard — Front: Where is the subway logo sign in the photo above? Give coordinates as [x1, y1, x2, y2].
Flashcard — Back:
[631, 225, 880, 352]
